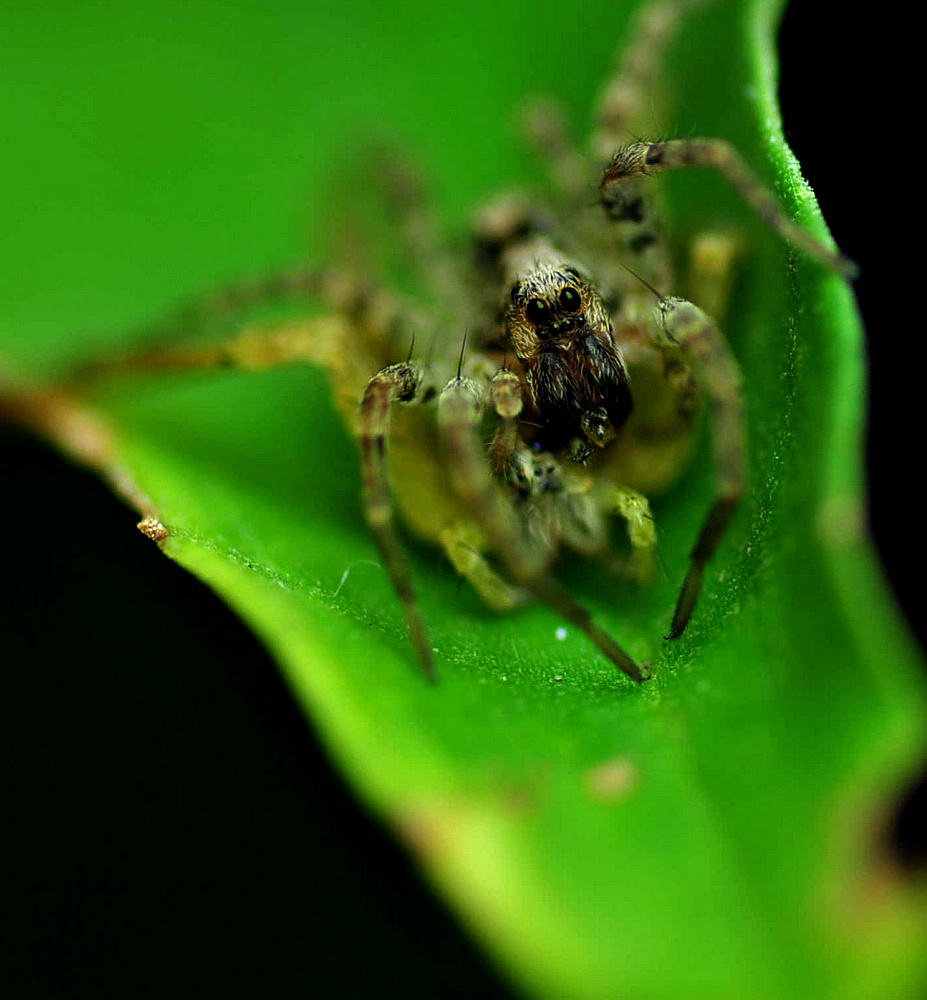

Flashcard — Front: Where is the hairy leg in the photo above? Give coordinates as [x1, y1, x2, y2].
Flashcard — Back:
[357, 361, 442, 680]
[648, 296, 746, 638]
[612, 486, 659, 585]
[438, 520, 529, 612]
[438, 374, 650, 682]
[592, 0, 705, 159]
[601, 139, 856, 278]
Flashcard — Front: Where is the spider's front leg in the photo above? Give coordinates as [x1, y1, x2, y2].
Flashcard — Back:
[357, 361, 442, 681]
[437, 374, 650, 683]
[649, 296, 746, 639]
[601, 138, 857, 278]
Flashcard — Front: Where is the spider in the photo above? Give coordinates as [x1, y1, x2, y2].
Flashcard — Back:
[86, 0, 853, 684]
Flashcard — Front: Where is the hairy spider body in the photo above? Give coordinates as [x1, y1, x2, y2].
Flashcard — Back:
[505, 248, 632, 457]
[88, 0, 851, 683]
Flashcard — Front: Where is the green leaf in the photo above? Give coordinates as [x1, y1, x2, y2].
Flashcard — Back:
[3, 1, 925, 998]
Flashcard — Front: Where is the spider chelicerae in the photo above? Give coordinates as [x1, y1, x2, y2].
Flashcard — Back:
[89, 0, 853, 683]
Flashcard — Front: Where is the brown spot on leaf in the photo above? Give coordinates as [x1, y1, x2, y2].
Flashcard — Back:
[137, 516, 170, 546]
[585, 757, 638, 801]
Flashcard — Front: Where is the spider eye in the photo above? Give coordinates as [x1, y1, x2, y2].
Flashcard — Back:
[525, 298, 549, 325]
[559, 287, 581, 312]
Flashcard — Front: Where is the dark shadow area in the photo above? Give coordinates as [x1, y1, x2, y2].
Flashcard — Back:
[891, 771, 927, 872]
[779, 5, 925, 869]
[0, 428, 513, 999]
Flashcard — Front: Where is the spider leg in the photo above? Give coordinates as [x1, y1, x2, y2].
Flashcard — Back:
[589, 0, 711, 295]
[650, 297, 746, 638]
[487, 367, 525, 478]
[72, 270, 428, 393]
[438, 520, 529, 611]
[357, 361, 441, 681]
[377, 153, 479, 327]
[686, 231, 742, 327]
[592, 0, 703, 160]
[438, 375, 650, 683]
[524, 0, 706, 199]
[418, 365, 532, 614]
[601, 139, 857, 278]
[520, 98, 589, 206]
[128, 266, 358, 348]
[612, 486, 659, 585]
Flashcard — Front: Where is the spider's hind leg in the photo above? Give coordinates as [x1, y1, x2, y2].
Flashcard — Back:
[375, 151, 480, 331]
[70, 269, 432, 417]
[520, 97, 589, 208]
[592, 0, 703, 159]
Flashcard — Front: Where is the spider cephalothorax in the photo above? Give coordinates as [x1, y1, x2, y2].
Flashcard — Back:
[506, 256, 632, 457]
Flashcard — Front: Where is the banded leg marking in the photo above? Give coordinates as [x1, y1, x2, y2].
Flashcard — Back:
[602, 139, 857, 278]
